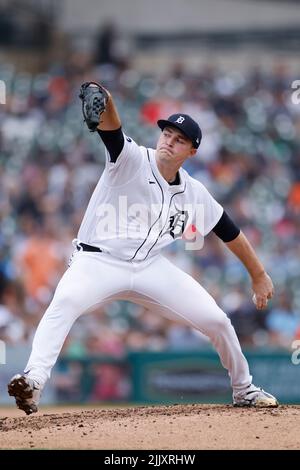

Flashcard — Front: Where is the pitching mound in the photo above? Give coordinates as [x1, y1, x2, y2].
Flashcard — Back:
[0, 404, 299, 450]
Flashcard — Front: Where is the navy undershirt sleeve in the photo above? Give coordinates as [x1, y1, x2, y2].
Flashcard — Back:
[212, 210, 240, 242]
[97, 127, 124, 163]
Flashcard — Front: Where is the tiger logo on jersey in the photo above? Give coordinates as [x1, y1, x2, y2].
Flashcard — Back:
[163, 208, 189, 239]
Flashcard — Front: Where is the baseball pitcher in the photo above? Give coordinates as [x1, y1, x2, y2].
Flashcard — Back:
[8, 82, 278, 414]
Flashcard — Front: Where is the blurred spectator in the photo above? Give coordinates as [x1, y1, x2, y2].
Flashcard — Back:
[0, 272, 33, 343]
[52, 360, 83, 402]
[166, 322, 209, 350]
[89, 363, 131, 402]
[93, 21, 130, 69]
[94, 22, 118, 65]
[16, 220, 64, 302]
[266, 292, 300, 348]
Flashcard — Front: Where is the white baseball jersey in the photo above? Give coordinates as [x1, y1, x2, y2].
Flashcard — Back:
[24, 132, 252, 393]
[78, 134, 223, 261]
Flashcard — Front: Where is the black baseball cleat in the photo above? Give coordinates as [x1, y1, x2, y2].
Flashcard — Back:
[233, 383, 278, 408]
[8, 374, 42, 415]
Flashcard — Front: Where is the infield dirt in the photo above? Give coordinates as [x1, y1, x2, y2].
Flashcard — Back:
[0, 404, 299, 450]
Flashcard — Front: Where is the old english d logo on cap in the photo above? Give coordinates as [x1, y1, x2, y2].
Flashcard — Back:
[175, 116, 185, 124]
[157, 113, 202, 149]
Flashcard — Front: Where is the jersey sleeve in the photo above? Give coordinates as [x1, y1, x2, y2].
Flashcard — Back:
[212, 210, 240, 242]
[193, 181, 224, 236]
[103, 132, 143, 185]
[97, 127, 124, 162]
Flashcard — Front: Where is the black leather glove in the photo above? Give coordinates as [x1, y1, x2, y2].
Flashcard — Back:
[79, 81, 109, 132]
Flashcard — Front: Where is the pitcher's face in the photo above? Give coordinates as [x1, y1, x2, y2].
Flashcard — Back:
[156, 126, 196, 163]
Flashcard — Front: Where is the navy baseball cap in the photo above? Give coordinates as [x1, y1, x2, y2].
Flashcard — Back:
[157, 113, 202, 149]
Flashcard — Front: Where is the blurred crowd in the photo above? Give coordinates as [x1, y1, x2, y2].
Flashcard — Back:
[1, 52, 300, 362]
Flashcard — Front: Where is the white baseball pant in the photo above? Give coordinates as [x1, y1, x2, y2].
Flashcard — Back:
[25, 250, 252, 391]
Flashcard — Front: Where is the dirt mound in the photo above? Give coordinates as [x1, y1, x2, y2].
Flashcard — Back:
[0, 404, 299, 449]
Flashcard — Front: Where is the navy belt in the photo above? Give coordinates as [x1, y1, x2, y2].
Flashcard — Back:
[77, 242, 102, 253]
